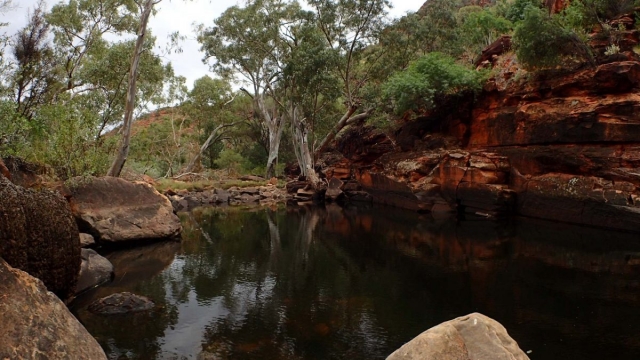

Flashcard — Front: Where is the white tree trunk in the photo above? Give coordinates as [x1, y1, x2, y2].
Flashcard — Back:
[290, 104, 320, 187]
[183, 121, 239, 174]
[107, 0, 157, 177]
[314, 105, 372, 159]
[256, 95, 285, 178]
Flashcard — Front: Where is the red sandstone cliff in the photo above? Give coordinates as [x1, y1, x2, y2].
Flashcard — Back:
[324, 56, 640, 232]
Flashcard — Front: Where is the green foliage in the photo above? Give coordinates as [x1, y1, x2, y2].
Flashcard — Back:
[383, 53, 482, 115]
[560, 0, 639, 31]
[128, 108, 194, 178]
[0, 100, 29, 154]
[25, 100, 116, 178]
[240, 143, 268, 173]
[214, 148, 245, 174]
[416, 0, 462, 56]
[504, 0, 544, 23]
[513, 5, 592, 70]
[458, 7, 513, 62]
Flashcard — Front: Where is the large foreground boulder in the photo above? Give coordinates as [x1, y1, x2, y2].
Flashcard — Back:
[61, 176, 182, 243]
[0, 258, 107, 359]
[387, 313, 529, 360]
[0, 176, 80, 299]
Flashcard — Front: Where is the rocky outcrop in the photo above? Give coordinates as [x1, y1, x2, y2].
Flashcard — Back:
[166, 184, 288, 212]
[0, 258, 107, 359]
[326, 59, 640, 231]
[60, 176, 182, 243]
[76, 249, 114, 294]
[1, 156, 52, 188]
[0, 176, 80, 299]
[545, 0, 570, 14]
[387, 313, 529, 360]
[475, 35, 511, 67]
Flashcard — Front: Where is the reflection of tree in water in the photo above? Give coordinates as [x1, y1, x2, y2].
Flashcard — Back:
[180, 206, 398, 359]
[75, 205, 640, 360]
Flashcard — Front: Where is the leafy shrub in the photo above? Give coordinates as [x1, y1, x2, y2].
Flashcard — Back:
[383, 52, 482, 115]
[513, 5, 592, 69]
[214, 148, 245, 174]
[458, 7, 513, 62]
[504, 0, 544, 23]
[24, 102, 115, 179]
[561, 0, 639, 31]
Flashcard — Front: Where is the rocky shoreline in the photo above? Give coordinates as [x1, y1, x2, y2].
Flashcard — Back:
[164, 182, 288, 212]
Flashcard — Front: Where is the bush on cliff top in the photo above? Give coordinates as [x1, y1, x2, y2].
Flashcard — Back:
[383, 52, 483, 115]
[513, 6, 593, 70]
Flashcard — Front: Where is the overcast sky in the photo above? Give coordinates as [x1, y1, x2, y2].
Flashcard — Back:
[0, 0, 425, 89]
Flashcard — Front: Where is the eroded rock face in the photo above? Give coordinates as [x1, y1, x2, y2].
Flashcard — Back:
[1, 156, 51, 188]
[327, 60, 640, 231]
[61, 176, 182, 243]
[0, 177, 80, 299]
[0, 259, 107, 360]
[387, 313, 529, 360]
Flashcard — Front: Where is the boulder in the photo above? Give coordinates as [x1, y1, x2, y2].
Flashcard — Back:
[88, 292, 155, 315]
[240, 187, 260, 196]
[239, 175, 264, 182]
[0, 176, 80, 300]
[80, 233, 95, 247]
[76, 249, 114, 294]
[387, 313, 529, 360]
[0, 258, 107, 359]
[61, 176, 182, 243]
[214, 188, 231, 204]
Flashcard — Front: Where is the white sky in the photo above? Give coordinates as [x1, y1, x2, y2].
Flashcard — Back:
[1, 0, 425, 89]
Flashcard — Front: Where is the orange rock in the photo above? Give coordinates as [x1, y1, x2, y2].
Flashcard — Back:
[0, 158, 9, 180]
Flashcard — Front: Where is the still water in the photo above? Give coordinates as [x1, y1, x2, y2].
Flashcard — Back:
[71, 205, 640, 360]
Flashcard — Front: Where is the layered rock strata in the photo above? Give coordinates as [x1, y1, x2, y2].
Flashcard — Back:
[325, 60, 640, 231]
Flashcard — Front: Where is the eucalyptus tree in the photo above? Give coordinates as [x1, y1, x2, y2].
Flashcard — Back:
[11, 3, 60, 121]
[198, 0, 293, 178]
[279, 12, 341, 184]
[108, 0, 161, 177]
[46, 0, 139, 94]
[306, 0, 391, 157]
[183, 75, 242, 174]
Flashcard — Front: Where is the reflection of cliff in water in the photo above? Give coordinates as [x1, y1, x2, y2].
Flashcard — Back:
[322, 205, 640, 360]
[72, 205, 640, 360]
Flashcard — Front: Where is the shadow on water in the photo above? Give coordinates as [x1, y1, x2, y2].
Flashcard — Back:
[71, 204, 640, 360]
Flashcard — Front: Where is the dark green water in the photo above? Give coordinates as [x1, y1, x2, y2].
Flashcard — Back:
[72, 205, 640, 360]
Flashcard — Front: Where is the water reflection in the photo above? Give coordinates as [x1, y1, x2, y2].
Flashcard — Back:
[72, 205, 640, 360]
